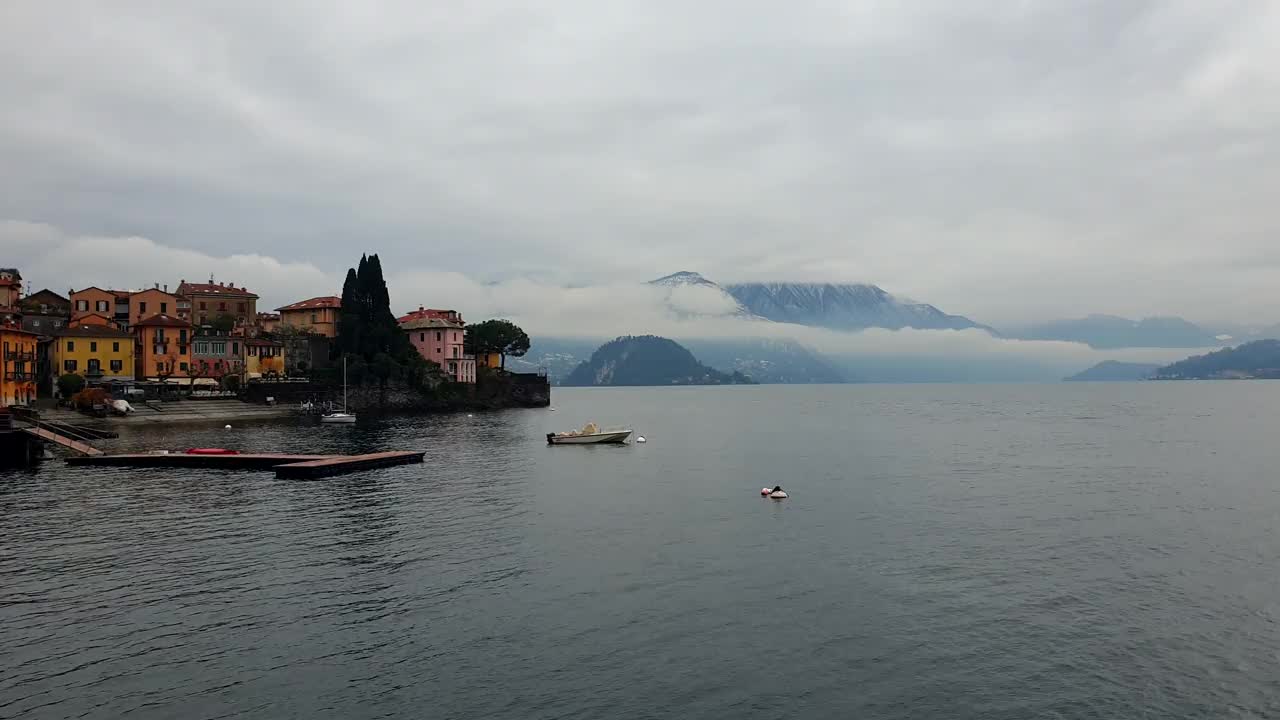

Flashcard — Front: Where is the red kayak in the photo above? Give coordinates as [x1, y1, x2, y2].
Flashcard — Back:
[185, 448, 240, 455]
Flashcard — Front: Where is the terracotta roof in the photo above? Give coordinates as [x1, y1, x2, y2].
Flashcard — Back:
[56, 324, 132, 339]
[0, 279, 18, 287]
[0, 325, 39, 337]
[245, 337, 283, 346]
[177, 281, 259, 298]
[397, 307, 463, 324]
[401, 316, 465, 330]
[133, 313, 191, 328]
[23, 289, 69, 304]
[277, 296, 340, 312]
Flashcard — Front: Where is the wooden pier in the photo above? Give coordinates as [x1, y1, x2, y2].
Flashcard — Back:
[66, 450, 424, 478]
[22, 427, 105, 456]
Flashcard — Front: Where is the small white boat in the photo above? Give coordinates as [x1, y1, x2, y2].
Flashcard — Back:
[546, 422, 632, 445]
[322, 357, 357, 425]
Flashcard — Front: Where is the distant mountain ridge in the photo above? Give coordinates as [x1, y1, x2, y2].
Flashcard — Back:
[648, 271, 758, 319]
[509, 337, 844, 385]
[1008, 314, 1224, 349]
[563, 335, 754, 386]
[724, 281, 991, 332]
[1154, 339, 1280, 379]
[1064, 360, 1161, 382]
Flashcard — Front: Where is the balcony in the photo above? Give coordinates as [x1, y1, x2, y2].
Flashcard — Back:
[4, 371, 32, 382]
[4, 350, 36, 361]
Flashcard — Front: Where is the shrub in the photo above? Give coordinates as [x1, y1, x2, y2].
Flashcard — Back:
[57, 373, 86, 398]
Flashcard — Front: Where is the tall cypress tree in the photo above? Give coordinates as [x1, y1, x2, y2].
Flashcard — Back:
[337, 267, 360, 357]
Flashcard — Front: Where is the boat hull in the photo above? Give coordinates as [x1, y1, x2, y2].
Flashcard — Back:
[547, 430, 632, 445]
[321, 414, 357, 424]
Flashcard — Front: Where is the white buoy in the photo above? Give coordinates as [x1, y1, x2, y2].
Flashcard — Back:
[637, 436, 647, 443]
[467, 414, 474, 417]
[224, 424, 232, 429]
[549, 407, 556, 411]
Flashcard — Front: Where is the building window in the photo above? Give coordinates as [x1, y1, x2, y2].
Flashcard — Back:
[232, 342, 239, 355]
[179, 329, 188, 343]
[200, 301, 206, 310]
[76, 300, 88, 311]
[156, 362, 164, 373]
[110, 360, 122, 372]
[238, 302, 246, 312]
[90, 341, 97, 352]
[66, 340, 75, 352]
[87, 359, 101, 373]
[31, 320, 39, 328]
[139, 301, 147, 314]
[419, 333, 424, 342]
[161, 302, 168, 313]
[64, 359, 77, 372]
[113, 342, 119, 352]
[311, 313, 318, 323]
[180, 362, 188, 371]
[436, 331, 442, 341]
[218, 302, 226, 311]
[96, 300, 109, 312]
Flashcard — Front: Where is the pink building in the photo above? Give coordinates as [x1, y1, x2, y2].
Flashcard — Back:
[398, 308, 476, 383]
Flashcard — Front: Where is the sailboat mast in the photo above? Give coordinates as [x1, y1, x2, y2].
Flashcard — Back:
[343, 356, 348, 411]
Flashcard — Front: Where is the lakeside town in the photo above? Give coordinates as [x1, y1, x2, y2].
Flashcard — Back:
[0, 261, 546, 415]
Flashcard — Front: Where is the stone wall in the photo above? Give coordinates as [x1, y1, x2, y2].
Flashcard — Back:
[242, 370, 550, 412]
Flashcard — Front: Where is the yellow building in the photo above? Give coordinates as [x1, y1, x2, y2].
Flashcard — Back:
[277, 296, 340, 337]
[476, 352, 502, 369]
[245, 338, 285, 377]
[1, 325, 38, 406]
[54, 324, 135, 384]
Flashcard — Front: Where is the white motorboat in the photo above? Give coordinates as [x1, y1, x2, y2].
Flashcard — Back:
[322, 357, 357, 425]
[546, 422, 632, 445]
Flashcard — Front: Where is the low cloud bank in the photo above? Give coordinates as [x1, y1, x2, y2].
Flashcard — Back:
[10, 221, 1202, 379]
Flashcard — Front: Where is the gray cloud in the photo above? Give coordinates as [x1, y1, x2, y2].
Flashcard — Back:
[3, 1, 1279, 325]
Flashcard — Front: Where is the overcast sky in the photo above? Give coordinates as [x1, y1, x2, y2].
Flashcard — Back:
[3, 1, 1279, 326]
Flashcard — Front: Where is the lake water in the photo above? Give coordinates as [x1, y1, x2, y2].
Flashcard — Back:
[3, 383, 1280, 719]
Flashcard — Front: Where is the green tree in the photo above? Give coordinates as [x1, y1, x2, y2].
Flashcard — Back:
[57, 373, 85, 399]
[333, 252, 431, 387]
[465, 319, 531, 369]
[209, 314, 236, 332]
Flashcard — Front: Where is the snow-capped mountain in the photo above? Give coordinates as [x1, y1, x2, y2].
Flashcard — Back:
[724, 282, 992, 333]
[648, 271, 758, 319]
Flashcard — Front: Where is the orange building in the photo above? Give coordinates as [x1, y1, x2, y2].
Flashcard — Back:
[0, 324, 38, 406]
[70, 287, 118, 321]
[178, 280, 259, 327]
[277, 296, 340, 337]
[128, 288, 181, 326]
[133, 314, 192, 380]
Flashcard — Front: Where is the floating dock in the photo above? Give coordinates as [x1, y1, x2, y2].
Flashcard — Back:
[66, 451, 424, 478]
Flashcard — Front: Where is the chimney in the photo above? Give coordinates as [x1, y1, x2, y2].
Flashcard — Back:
[154, 282, 159, 289]
[163, 283, 168, 293]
